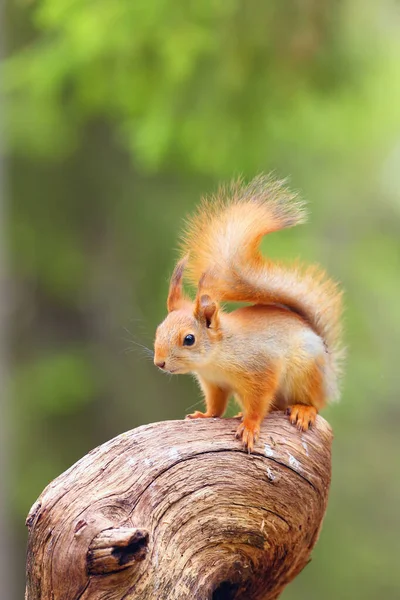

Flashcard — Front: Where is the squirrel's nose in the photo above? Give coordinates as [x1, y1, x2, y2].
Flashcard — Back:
[155, 360, 166, 369]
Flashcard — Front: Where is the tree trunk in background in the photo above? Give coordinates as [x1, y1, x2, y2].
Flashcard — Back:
[0, 53, 14, 600]
[0, 2, 15, 592]
[25, 414, 332, 600]
[0, 189, 13, 600]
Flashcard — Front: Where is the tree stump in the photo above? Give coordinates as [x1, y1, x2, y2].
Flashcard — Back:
[25, 413, 332, 600]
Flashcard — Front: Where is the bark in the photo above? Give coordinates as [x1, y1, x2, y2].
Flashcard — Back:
[25, 413, 332, 600]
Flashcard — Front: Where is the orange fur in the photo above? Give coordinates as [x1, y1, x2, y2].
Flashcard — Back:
[154, 174, 345, 452]
[187, 378, 229, 418]
[287, 405, 318, 431]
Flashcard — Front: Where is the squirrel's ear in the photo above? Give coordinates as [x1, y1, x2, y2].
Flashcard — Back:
[167, 256, 189, 312]
[194, 294, 219, 329]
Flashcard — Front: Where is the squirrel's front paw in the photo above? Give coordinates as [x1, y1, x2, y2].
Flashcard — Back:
[186, 411, 213, 419]
[235, 419, 260, 453]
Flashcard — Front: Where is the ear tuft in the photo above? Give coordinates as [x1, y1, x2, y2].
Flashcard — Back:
[167, 255, 189, 312]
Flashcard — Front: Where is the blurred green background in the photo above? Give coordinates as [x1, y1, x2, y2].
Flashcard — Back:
[2, 0, 400, 598]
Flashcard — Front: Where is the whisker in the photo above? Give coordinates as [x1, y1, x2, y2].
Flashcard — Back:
[122, 347, 137, 354]
[123, 326, 151, 341]
[122, 347, 154, 361]
[185, 398, 204, 412]
[125, 346, 154, 358]
[127, 316, 151, 336]
[120, 334, 154, 357]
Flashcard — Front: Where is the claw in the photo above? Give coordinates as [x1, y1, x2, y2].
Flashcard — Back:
[286, 405, 317, 431]
[235, 419, 260, 453]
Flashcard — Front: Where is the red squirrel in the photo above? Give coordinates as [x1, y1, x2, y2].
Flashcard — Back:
[154, 175, 344, 452]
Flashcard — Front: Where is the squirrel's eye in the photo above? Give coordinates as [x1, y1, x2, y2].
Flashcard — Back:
[183, 334, 195, 346]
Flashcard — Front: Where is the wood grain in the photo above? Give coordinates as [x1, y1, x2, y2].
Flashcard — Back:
[25, 413, 332, 600]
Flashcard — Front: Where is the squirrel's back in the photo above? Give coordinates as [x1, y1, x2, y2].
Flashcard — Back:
[181, 174, 344, 401]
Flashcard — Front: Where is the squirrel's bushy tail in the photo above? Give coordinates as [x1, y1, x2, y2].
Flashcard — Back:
[181, 174, 344, 399]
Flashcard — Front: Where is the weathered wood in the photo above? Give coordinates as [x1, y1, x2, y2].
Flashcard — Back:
[25, 414, 332, 600]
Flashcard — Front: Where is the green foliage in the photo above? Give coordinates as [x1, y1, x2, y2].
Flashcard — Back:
[14, 348, 98, 415]
[5, 0, 399, 173]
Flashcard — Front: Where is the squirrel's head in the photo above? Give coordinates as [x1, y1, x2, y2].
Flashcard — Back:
[154, 258, 221, 374]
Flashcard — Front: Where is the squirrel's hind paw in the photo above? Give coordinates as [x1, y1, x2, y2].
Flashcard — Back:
[286, 405, 317, 431]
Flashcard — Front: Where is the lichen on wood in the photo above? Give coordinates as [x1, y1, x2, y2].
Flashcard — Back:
[25, 413, 332, 600]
